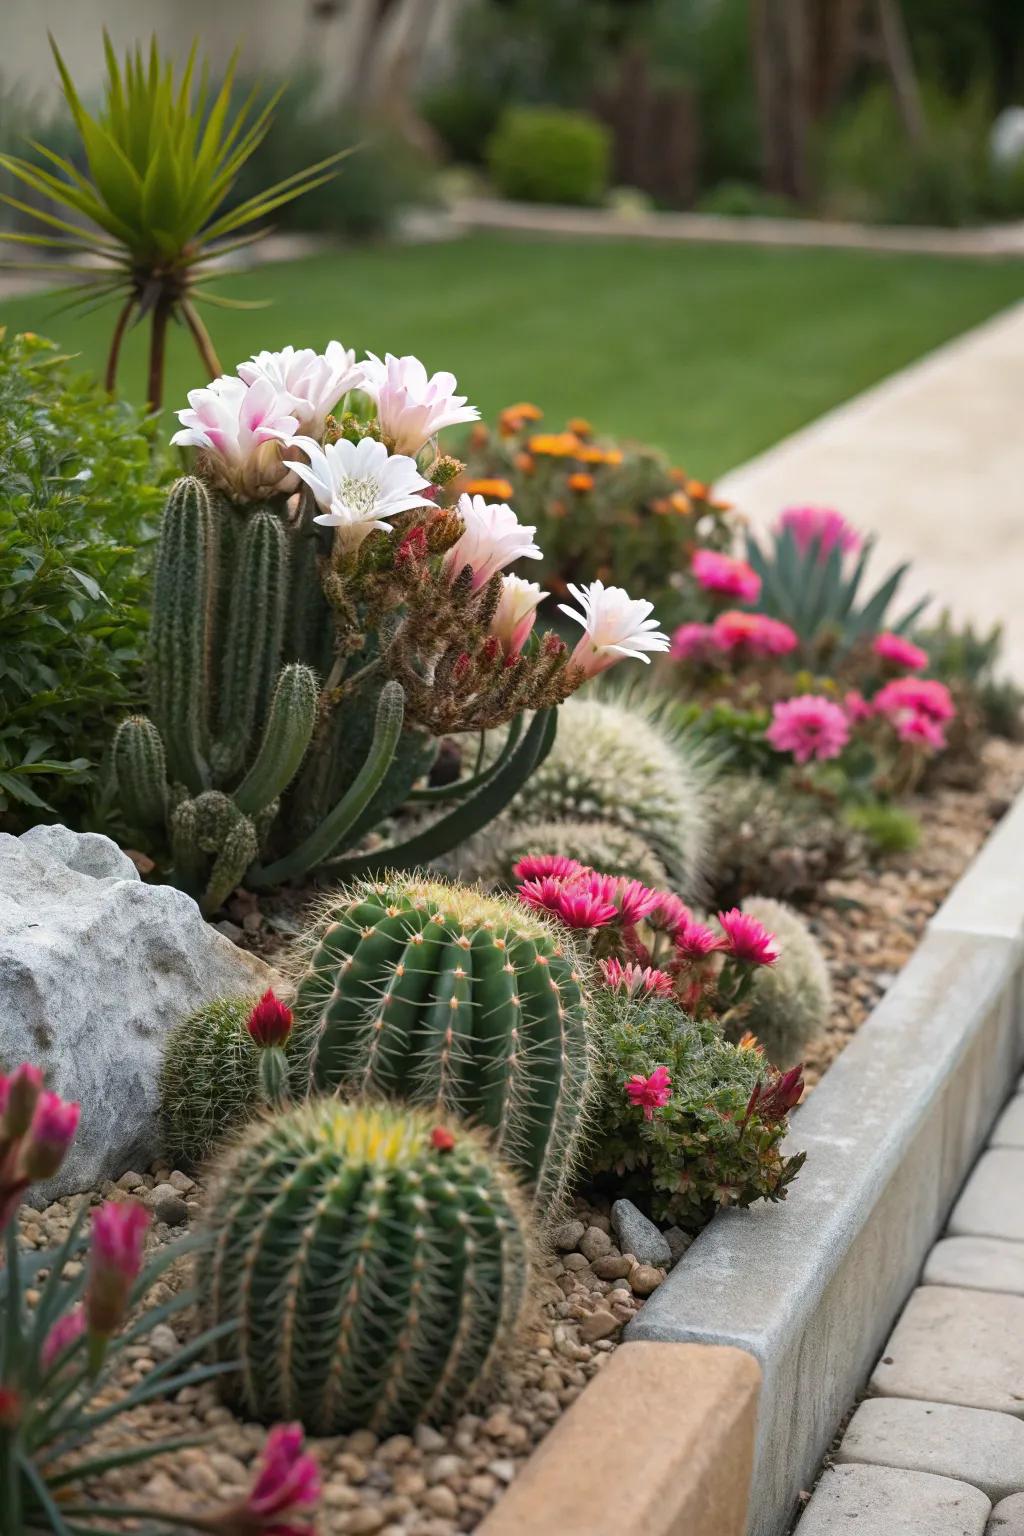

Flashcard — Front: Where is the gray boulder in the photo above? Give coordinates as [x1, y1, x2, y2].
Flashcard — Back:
[611, 1198, 672, 1268]
[0, 825, 275, 1197]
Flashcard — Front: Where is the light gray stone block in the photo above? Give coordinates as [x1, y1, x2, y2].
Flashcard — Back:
[924, 1237, 1024, 1297]
[949, 1150, 1024, 1242]
[930, 788, 1024, 943]
[991, 1095, 1024, 1148]
[990, 1493, 1024, 1533]
[797, 1464, 990, 1536]
[627, 926, 1024, 1536]
[871, 1287, 1024, 1416]
[0, 826, 275, 1196]
[836, 1397, 1024, 1500]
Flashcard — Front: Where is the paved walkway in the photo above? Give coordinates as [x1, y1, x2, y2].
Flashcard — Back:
[795, 1071, 1024, 1534]
[717, 299, 1024, 681]
[451, 197, 1024, 259]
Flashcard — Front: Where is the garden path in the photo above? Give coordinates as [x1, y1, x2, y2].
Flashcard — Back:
[717, 297, 1024, 681]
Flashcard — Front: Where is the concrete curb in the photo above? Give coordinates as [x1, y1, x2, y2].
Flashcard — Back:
[475, 1342, 760, 1536]
[625, 791, 1024, 1536]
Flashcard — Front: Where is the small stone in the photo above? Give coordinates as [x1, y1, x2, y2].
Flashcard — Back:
[629, 1264, 666, 1297]
[552, 1219, 586, 1252]
[154, 1193, 189, 1227]
[611, 1199, 672, 1268]
[578, 1226, 612, 1262]
[168, 1170, 196, 1193]
[562, 1252, 589, 1272]
[147, 1324, 179, 1360]
[423, 1485, 459, 1518]
[426, 1454, 463, 1484]
[117, 1170, 145, 1191]
[414, 1423, 447, 1453]
[345, 1430, 379, 1458]
[664, 1226, 693, 1267]
[591, 1253, 632, 1280]
[579, 1310, 619, 1343]
[488, 1459, 517, 1485]
[346, 1510, 386, 1535]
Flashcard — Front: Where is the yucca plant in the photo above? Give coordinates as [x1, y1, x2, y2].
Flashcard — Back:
[0, 34, 346, 408]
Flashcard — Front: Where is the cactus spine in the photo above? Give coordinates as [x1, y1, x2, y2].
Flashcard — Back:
[736, 897, 831, 1067]
[199, 1100, 532, 1434]
[288, 877, 592, 1209]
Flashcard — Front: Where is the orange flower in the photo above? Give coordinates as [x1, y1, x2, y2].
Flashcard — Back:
[567, 417, 593, 438]
[469, 423, 490, 449]
[499, 402, 543, 436]
[576, 444, 623, 466]
[686, 478, 709, 500]
[528, 432, 583, 458]
[737, 1031, 764, 1053]
[669, 467, 688, 486]
[670, 491, 693, 515]
[515, 451, 535, 475]
[462, 477, 515, 500]
[568, 472, 594, 492]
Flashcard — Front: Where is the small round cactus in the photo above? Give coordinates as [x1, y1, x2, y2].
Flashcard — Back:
[199, 1100, 532, 1434]
[735, 897, 831, 1067]
[502, 694, 710, 894]
[707, 773, 864, 906]
[160, 994, 271, 1164]
[287, 876, 592, 1210]
[467, 817, 670, 891]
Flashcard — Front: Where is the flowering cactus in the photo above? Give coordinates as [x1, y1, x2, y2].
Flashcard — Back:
[114, 343, 668, 911]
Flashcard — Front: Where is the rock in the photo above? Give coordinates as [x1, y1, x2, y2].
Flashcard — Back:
[578, 1226, 612, 1262]
[990, 1493, 1024, 1533]
[0, 826, 276, 1198]
[664, 1226, 693, 1267]
[147, 1324, 180, 1360]
[423, 1486, 458, 1519]
[154, 1193, 189, 1227]
[629, 1264, 666, 1297]
[611, 1199, 672, 1268]
[552, 1220, 586, 1252]
[579, 1310, 620, 1343]
[591, 1253, 633, 1281]
[562, 1252, 589, 1272]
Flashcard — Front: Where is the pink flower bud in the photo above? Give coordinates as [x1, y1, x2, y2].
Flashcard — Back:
[87, 1201, 150, 1339]
[20, 1091, 80, 1181]
[1, 1063, 44, 1140]
[0, 1387, 22, 1429]
[42, 1306, 87, 1372]
[247, 990, 294, 1049]
[207, 1422, 321, 1534]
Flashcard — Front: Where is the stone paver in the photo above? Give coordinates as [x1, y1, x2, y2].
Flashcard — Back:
[796, 1464, 990, 1536]
[871, 1287, 1024, 1416]
[989, 1493, 1024, 1533]
[836, 1398, 1024, 1501]
[949, 1150, 1024, 1242]
[991, 1096, 1024, 1149]
[925, 1237, 1024, 1297]
[717, 300, 1024, 681]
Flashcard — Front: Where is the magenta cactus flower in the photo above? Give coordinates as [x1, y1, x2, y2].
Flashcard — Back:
[674, 915, 729, 963]
[207, 1422, 321, 1535]
[87, 1201, 151, 1342]
[872, 631, 929, 671]
[512, 853, 587, 883]
[21, 1091, 80, 1181]
[765, 694, 851, 764]
[777, 505, 861, 560]
[41, 1306, 87, 1373]
[712, 610, 798, 657]
[716, 909, 781, 967]
[247, 990, 294, 1049]
[873, 676, 955, 725]
[625, 1066, 673, 1121]
[691, 549, 761, 603]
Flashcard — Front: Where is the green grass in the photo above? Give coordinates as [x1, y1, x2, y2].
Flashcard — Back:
[5, 234, 1022, 475]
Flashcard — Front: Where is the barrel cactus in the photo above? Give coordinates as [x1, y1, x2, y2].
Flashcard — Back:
[734, 897, 831, 1067]
[499, 693, 710, 895]
[199, 1100, 533, 1434]
[288, 877, 592, 1209]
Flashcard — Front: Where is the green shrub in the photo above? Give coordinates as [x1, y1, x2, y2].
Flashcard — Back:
[845, 801, 922, 856]
[0, 331, 165, 829]
[487, 107, 611, 205]
[696, 180, 802, 218]
[587, 991, 805, 1231]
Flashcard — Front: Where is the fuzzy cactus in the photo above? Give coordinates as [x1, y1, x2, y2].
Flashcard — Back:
[706, 773, 864, 907]
[287, 877, 592, 1209]
[159, 995, 275, 1164]
[498, 693, 710, 895]
[198, 1099, 532, 1434]
[735, 897, 831, 1067]
[466, 817, 670, 890]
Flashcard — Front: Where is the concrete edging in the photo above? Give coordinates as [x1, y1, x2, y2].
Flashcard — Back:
[626, 788, 1024, 1536]
[476, 1342, 761, 1536]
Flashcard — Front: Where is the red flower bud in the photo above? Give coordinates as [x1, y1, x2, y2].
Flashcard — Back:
[452, 652, 472, 685]
[480, 634, 501, 664]
[247, 990, 294, 1048]
[0, 1386, 22, 1429]
[430, 1127, 456, 1153]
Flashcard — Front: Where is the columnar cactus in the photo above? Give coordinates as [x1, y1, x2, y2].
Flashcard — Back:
[199, 1100, 532, 1434]
[288, 877, 593, 1209]
[735, 896, 832, 1067]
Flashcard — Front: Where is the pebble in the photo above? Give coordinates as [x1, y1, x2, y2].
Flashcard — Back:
[591, 1253, 632, 1280]
[629, 1264, 666, 1297]
[154, 1193, 190, 1227]
[552, 1219, 586, 1251]
[579, 1310, 620, 1343]
[611, 1199, 672, 1268]
[664, 1226, 694, 1267]
[578, 1226, 612, 1262]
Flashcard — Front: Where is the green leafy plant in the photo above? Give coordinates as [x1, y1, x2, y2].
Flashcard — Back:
[487, 106, 611, 205]
[745, 522, 929, 663]
[287, 877, 592, 1209]
[0, 36, 346, 407]
[844, 800, 921, 855]
[0, 330, 165, 830]
[198, 1098, 533, 1435]
[587, 990, 805, 1231]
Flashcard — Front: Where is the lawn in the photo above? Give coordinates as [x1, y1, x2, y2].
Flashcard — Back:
[4, 234, 1022, 476]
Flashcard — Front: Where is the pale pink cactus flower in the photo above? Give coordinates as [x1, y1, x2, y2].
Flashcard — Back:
[445, 495, 542, 590]
[238, 341, 364, 436]
[559, 580, 670, 677]
[490, 574, 548, 655]
[171, 374, 300, 500]
[360, 352, 480, 454]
